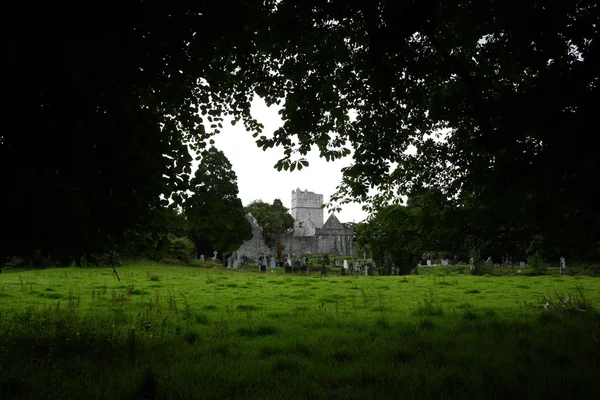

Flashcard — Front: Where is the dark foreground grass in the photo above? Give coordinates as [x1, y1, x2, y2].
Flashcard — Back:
[1, 263, 599, 399]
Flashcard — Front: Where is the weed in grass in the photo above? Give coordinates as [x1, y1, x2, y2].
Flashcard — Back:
[413, 289, 444, 317]
[195, 313, 209, 325]
[236, 304, 258, 312]
[465, 289, 481, 294]
[213, 319, 228, 339]
[167, 292, 177, 313]
[245, 309, 254, 335]
[419, 318, 436, 330]
[183, 331, 200, 345]
[331, 350, 353, 363]
[148, 273, 160, 281]
[180, 293, 191, 320]
[255, 325, 278, 336]
[272, 359, 301, 373]
[259, 345, 281, 358]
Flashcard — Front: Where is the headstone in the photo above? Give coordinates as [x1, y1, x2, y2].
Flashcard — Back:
[469, 257, 474, 271]
[270, 257, 276, 269]
[200, 254, 205, 262]
[560, 257, 566, 274]
[363, 252, 366, 261]
[355, 261, 360, 272]
[486, 257, 492, 264]
[519, 261, 525, 268]
[228, 257, 233, 268]
[233, 260, 239, 269]
[213, 251, 218, 261]
[343, 260, 349, 270]
[426, 259, 432, 266]
[365, 266, 369, 276]
[441, 259, 449, 266]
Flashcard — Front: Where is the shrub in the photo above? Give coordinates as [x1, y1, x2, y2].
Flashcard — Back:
[527, 252, 548, 276]
[159, 236, 195, 265]
[470, 260, 492, 276]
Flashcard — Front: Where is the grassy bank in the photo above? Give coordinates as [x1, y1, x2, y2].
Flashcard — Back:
[1, 263, 599, 399]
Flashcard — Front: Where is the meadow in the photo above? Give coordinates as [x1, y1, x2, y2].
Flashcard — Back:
[1, 262, 599, 399]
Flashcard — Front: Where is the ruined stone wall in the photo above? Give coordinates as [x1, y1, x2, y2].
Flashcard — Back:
[232, 213, 272, 262]
[315, 231, 355, 256]
[281, 231, 356, 256]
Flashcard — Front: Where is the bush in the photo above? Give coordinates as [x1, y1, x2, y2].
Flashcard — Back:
[527, 252, 548, 276]
[470, 260, 492, 276]
[165, 236, 195, 265]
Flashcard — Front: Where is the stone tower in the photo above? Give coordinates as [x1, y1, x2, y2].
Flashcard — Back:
[291, 188, 324, 236]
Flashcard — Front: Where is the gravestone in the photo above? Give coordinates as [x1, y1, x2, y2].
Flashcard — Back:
[426, 259, 432, 266]
[270, 257, 276, 269]
[486, 256, 493, 265]
[200, 255, 205, 262]
[365, 266, 369, 276]
[469, 257, 474, 271]
[260, 264, 267, 273]
[228, 257, 233, 268]
[363, 252, 366, 261]
[560, 256, 566, 274]
[441, 259, 449, 266]
[233, 260, 239, 269]
[343, 260, 349, 270]
[355, 261, 360, 272]
[213, 251, 218, 261]
[519, 261, 525, 268]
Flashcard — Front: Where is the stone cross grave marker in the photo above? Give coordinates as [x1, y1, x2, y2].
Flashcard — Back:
[213, 251, 218, 261]
[469, 257, 474, 271]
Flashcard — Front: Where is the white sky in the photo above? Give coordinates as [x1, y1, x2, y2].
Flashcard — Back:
[191, 97, 370, 224]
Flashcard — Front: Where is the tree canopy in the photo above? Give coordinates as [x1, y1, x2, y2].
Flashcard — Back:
[244, 199, 295, 259]
[184, 147, 252, 257]
[3, 1, 598, 263]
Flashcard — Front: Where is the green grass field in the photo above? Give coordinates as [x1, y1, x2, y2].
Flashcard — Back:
[1, 262, 599, 399]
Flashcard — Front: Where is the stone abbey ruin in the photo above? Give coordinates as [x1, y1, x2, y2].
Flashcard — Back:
[233, 188, 355, 262]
